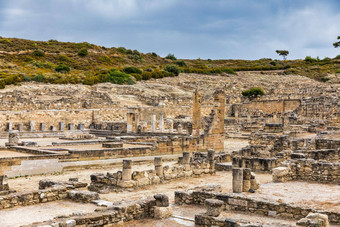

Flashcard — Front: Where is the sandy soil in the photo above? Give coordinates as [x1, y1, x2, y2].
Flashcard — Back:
[0, 201, 98, 227]
[0, 150, 34, 158]
[253, 181, 340, 212]
[224, 139, 249, 153]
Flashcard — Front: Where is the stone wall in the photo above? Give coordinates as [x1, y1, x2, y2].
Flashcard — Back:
[273, 159, 340, 184]
[174, 190, 340, 224]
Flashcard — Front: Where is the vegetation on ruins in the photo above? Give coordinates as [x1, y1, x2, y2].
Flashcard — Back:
[333, 36, 340, 48]
[275, 50, 289, 60]
[242, 87, 265, 99]
[0, 37, 339, 89]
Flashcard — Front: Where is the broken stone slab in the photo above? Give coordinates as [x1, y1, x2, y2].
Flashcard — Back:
[204, 199, 224, 217]
[68, 190, 99, 203]
[92, 199, 114, 207]
[154, 194, 169, 207]
[297, 212, 329, 227]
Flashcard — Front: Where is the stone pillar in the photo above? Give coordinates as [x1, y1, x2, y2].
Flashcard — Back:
[78, 123, 85, 130]
[207, 149, 215, 173]
[182, 152, 191, 170]
[242, 168, 251, 192]
[122, 160, 132, 181]
[59, 122, 65, 131]
[18, 124, 24, 132]
[6, 122, 12, 131]
[232, 168, 243, 193]
[154, 157, 163, 177]
[40, 123, 46, 131]
[205, 199, 224, 217]
[192, 88, 202, 137]
[0, 175, 9, 191]
[6, 131, 19, 146]
[126, 111, 134, 133]
[168, 120, 173, 133]
[177, 124, 183, 134]
[29, 121, 36, 132]
[250, 172, 259, 190]
[151, 114, 156, 132]
[50, 126, 56, 131]
[68, 123, 74, 131]
[159, 113, 164, 133]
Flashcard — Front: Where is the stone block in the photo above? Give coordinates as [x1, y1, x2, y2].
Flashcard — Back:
[154, 206, 173, 219]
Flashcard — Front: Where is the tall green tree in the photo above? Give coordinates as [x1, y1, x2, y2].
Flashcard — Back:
[275, 50, 289, 60]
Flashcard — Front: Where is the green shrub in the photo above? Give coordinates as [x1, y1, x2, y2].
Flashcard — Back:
[142, 72, 152, 80]
[123, 66, 142, 74]
[0, 80, 5, 89]
[221, 68, 236, 74]
[23, 75, 32, 81]
[32, 49, 45, 57]
[130, 73, 142, 81]
[164, 64, 180, 76]
[106, 69, 136, 85]
[242, 87, 265, 98]
[78, 48, 88, 57]
[165, 53, 177, 60]
[55, 64, 70, 73]
[4, 74, 22, 85]
[0, 38, 11, 44]
[174, 60, 187, 67]
[58, 55, 70, 62]
[117, 47, 127, 54]
[334, 55, 340, 60]
[304, 56, 317, 63]
[336, 69, 340, 73]
[32, 74, 46, 82]
[269, 61, 277, 66]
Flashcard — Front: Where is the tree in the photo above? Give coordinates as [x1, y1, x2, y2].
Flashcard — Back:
[333, 36, 340, 48]
[275, 50, 289, 60]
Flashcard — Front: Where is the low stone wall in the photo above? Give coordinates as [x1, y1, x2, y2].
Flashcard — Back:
[273, 159, 340, 184]
[89, 161, 214, 192]
[0, 186, 68, 210]
[195, 214, 262, 227]
[174, 190, 340, 224]
[304, 149, 339, 162]
[22, 194, 170, 227]
[315, 138, 340, 150]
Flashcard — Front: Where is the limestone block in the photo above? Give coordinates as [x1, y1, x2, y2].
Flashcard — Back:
[154, 194, 170, 207]
[205, 199, 224, 217]
[118, 180, 136, 188]
[154, 206, 173, 219]
[272, 167, 290, 183]
[232, 168, 243, 193]
[68, 190, 99, 203]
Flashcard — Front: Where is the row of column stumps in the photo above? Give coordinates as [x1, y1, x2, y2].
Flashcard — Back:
[232, 167, 259, 193]
[4, 121, 83, 132]
[121, 150, 216, 181]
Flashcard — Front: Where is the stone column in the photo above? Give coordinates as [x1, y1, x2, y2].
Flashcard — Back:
[242, 168, 251, 192]
[151, 114, 156, 132]
[154, 157, 163, 177]
[232, 168, 243, 193]
[168, 120, 173, 133]
[122, 160, 132, 181]
[182, 152, 191, 170]
[7, 123, 12, 131]
[159, 113, 164, 133]
[192, 88, 202, 137]
[50, 126, 56, 131]
[0, 175, 9, 191]
[78, 123, 85, 130]
[40, 123, 46, 131]
[18, 124, 24, 132]
[6, 131, 19, 146]
[29, 121, 36, 132]
[68, 123, 74, 131]
[59, 122, 65, 131]
[205, 199, 224, 217]
[177, 124, 183, 134]
[207, 149, 215, 173]
[126, 111, 134, 133]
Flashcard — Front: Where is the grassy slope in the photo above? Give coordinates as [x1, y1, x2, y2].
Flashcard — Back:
[0, 36, 339, 86]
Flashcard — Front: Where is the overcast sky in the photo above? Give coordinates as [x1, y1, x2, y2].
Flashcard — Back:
[0, 0, 339, 60]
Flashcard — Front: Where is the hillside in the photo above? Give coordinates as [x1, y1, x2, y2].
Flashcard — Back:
[0, 36, 339, 88]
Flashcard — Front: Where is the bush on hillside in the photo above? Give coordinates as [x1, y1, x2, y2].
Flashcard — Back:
[165, 53, 177, 60]
[242, 87, 265, 98]
[55, 64, 70, 73]
[32, 49, 45, 57]
[123, 66, 142, 74]
[106, 69, 136, 85]
[78, 48, 88, 57]
[164, 64, 180, 76]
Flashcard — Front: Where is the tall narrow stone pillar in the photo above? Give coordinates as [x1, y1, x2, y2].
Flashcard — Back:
[126, 111, 134, 133]
[151, 114, 156, 132]
[242, 168, 251, 192]
[0, 175, 9, 191]
[40, 123, 46, 131]
[207, 149, 215, 173]
[59, 122, 65, 131]
[6, 131, 19, 146]
[159, 113, 164, 133]
[177, 124, 183, 134]
[29, 121, 36, 132]
[192, 88, 202, 137]
[232, 168, 243, 193]
[122, 160, 132, 181]
[154, 157, 163, 177]
[168, 120, 173, 133]
[182, 152, 191, 171]
[7, 123, 12, 131]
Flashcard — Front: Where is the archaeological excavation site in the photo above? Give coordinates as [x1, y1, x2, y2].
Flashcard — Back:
[0, 69, 338, 227]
